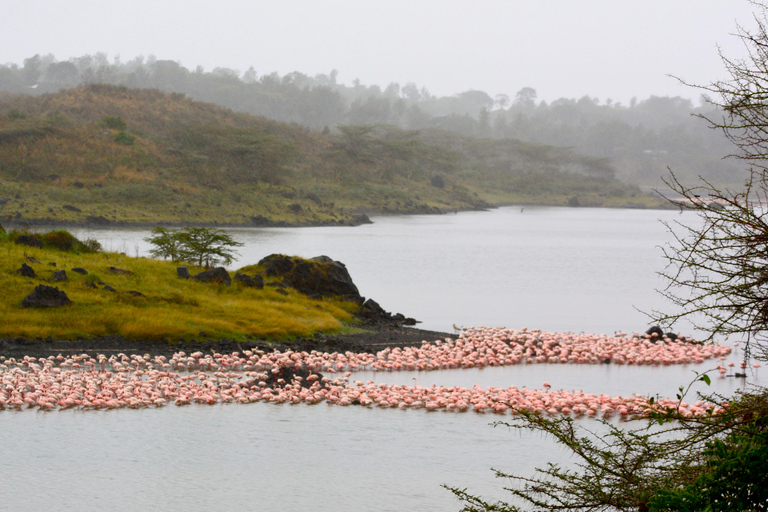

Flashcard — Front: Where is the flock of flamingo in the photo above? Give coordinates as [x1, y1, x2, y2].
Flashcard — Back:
[0, 326, 752, 418]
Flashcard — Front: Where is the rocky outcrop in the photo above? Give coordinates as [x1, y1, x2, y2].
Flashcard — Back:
[234, 272, 263, 289]
[177, 266, 190, 279]
[357, 298, 417, 326]
[21, 285, 72, 307]
[258, 254, 361, 301]
[193, 267, 231, 285]
[52, 270, 67, 282]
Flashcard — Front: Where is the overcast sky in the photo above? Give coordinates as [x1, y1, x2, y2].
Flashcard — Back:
[0, 0, 759, 104]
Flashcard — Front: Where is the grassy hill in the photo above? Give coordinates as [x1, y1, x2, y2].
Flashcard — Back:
[0, 229, 355, 341]
[0, 85, 665, 227]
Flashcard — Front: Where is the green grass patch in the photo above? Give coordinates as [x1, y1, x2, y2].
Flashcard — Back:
[0, 233, 356, 341]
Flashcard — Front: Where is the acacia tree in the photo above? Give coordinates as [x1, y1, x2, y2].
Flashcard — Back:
[145, 226, 243, 268]
[447, 4, 768, 511]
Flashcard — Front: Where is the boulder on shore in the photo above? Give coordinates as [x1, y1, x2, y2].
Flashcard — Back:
[22, 285, 73, 307]
[258, 254, 361, 301]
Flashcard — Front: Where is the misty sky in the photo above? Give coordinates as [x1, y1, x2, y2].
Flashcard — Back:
[0, 0, 758, 104]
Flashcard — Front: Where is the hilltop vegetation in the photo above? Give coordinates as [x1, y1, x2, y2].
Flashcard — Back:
[0, 85, 659, 226]
[0, 52, 745, 188]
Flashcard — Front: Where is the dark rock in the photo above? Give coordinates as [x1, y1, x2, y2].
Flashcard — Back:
[392, 313, 418, 326]
[17, 263, 35, 278]
[125, 290, 144, 297]
[358, 298, 388, 321]
[234, 272, 257, 287]
[103, 285, 117, 292]
[351, 213, 372, 225]
[431, 175, 445, 188]
[177, 266, 190, 279]
[86, 215, 110, 225]
[250, 215, 273, 227]
[71, 267, 88, 275]
[257, 254, 361, 300]
[26, 256, 41, 264]
[107, 266, 133, 275]
[257, 364, 324, 389]
[52, 270, 67, 282]
[645, 325, 664, 337]
[72, 182, 85, 189]
[253, 274, 264, 289]
[288, 203, 302, 213]
[84, 281, 97, 288]
[48, 262, 56, 266]
[568, 196, 580, 207]
[306, 193, 323, 206]
[15, 235, 42, 248]
[276, 288, 289, 295]
[193, 267, 232, 285]
[62, 204, 81, 212]
[21, 285, 72, 307]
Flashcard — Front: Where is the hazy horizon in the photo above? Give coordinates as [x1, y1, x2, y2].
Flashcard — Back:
[0, 0, 759, 104]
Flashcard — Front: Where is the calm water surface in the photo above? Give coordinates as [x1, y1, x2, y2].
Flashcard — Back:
[4, 206, 759, 512]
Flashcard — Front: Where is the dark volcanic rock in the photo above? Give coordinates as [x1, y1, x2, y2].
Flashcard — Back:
[17, 263, 35, 278]
[22, 285, 72, 307]
[15, 235, 42, 248]
[258, 254, 361, 300]
[62, 204, 81, 212]
[71, 267, 88, 275]
[86, 215, 110, 225]
[250, 215, 273, 227]
[177, 266, 190, 279]
[193, 267, 232, 285]
[645, 325, 664, 340]
[52, 270, 67, 282]
[234, 272, 257, 287]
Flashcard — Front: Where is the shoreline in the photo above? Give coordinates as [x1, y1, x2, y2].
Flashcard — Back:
[0, 199, 678, 231]
[0, 325, 457, 360]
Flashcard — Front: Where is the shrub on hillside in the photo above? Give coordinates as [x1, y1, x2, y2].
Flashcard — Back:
[114, 130, 135, 146]
[99, 115, 127, 130]
[7, 229, 100, 253]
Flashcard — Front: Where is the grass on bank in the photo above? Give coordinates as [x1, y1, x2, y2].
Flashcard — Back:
[0, 231, 356, 341]
[0, 85, 669, 228]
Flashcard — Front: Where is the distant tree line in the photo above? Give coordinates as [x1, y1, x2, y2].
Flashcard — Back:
[0, 53, 744, 186]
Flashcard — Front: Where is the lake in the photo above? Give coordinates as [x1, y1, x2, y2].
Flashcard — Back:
[2, 206, 759, 512]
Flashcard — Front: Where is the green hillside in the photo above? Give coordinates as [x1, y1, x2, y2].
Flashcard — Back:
[0, 85, 664, 227]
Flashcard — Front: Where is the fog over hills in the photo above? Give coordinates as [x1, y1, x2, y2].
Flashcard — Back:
[0, 1, 756, 103]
